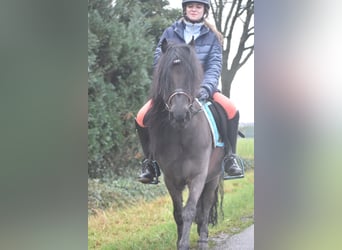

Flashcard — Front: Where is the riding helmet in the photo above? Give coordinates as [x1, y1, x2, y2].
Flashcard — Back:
[182, 0, 210, 9]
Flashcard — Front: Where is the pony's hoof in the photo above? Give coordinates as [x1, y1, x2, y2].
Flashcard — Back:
[198, 239, 208, 250]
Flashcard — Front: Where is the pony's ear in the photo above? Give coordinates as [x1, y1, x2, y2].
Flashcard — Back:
[161, 38, 168, 53]
[188, 36, 195, 47]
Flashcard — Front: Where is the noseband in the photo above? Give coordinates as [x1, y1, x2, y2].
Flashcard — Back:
[165, 88, 202, 118]
[165, 88, 193, 111]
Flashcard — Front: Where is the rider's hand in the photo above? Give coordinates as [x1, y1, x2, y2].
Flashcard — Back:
[197, 87, 209, 102]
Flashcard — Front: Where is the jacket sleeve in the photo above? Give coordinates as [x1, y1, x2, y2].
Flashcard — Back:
[153, 28, 171, 68]
[153, 40, 163, 68]
[201, 38, 222, 97]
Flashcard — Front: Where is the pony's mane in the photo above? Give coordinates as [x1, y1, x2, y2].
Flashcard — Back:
[145, 42, 203, 127]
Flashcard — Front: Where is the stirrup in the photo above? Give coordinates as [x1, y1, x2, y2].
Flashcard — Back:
[222, 155, 245, 180]
[139, 159, 160, 184]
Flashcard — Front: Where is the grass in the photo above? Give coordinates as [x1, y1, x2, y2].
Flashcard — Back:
[88, 138, 254, 250]
[88, 171, 254, 250]
[237, 138, 254, 160]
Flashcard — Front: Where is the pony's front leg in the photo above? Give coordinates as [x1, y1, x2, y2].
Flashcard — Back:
[173, 195, 183, 246]
[164, 178, 184, 248]
[178, 174, 207, 250]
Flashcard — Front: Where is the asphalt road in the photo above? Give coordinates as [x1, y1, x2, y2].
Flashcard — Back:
[211, 224, 254, 250]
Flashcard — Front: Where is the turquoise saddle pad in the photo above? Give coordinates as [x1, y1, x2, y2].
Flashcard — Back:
[202, 101, 224, 148]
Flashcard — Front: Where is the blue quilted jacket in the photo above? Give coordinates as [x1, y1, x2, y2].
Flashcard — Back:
[153, 20, 222, 97]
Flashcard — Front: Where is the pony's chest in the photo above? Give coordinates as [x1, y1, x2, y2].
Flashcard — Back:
[156, 126, 210, 153]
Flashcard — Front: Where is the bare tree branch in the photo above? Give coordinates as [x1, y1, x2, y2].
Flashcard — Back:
[239, 46, 254, 67]
[211, 0, 254, 97]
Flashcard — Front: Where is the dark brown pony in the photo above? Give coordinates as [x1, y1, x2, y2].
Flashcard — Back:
[145, 39, 225, 250]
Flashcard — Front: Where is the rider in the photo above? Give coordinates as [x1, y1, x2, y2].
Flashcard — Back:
[136, 0, 243, 184]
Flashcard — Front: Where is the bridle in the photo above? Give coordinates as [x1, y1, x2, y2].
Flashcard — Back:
[162, 56, 203, 119]
[165, 88, 192, 111]
[165, 88, 203, 116]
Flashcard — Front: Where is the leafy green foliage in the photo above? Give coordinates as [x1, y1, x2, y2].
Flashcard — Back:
[88, 0, 181, 178]
[88, 177, 168, 215]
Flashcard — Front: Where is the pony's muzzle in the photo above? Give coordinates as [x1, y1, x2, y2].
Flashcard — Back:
[166, 89, 193, 128]
[170, 107, 191, 123]
[169, 104, 191, 129]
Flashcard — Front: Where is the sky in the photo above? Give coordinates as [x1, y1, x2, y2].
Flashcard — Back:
[167, 0, 254, 123]
[230, 56, 254, 123]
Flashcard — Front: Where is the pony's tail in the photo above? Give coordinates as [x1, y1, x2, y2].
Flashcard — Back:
[208, 176, 225, 226]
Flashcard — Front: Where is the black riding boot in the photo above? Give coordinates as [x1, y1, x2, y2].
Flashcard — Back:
[135, 120, 161, 184]
[224, 111, 243, 176]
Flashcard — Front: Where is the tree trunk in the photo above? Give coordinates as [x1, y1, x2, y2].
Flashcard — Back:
[221, 52, 236, 98]
[221, 66, 235, 98]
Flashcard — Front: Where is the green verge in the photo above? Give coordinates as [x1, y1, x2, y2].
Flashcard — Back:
[88, 171, 254, 250]
[88, 138, 254, 250]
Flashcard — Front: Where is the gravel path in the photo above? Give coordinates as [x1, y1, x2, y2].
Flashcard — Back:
[210, 224, 254, 250]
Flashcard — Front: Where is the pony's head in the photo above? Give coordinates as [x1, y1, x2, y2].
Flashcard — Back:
[150, 39, 203, 129]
